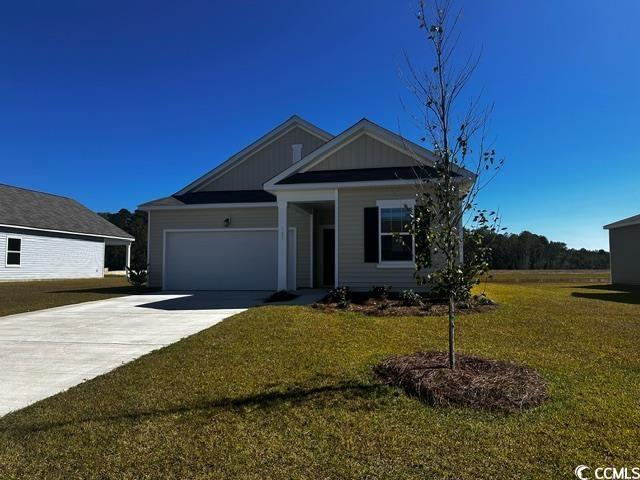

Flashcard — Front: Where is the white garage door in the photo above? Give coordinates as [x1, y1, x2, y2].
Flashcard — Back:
[164, 229, 296, 291]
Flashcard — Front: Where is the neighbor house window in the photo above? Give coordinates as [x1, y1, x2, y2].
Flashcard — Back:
[6, 237, 21, 267]
[377, 199, 415, 265]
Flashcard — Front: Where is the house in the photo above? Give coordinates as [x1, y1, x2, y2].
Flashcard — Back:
[139, 116, 475, 291]
[603, 214, 640, 285]
[0, 184, 134, 281]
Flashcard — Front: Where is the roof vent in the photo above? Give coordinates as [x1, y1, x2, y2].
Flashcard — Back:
[292, 144, 303, 164]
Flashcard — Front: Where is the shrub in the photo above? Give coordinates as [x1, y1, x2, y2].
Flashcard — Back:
[264, 290, 299, 303]
[328, 286, 352, 309]
[399, 289, 423, 307]
[125, 265, 148, 287]
[473, 294, 496, 306]
[377, 301, 390, 311]
[370, 285, 391, 300]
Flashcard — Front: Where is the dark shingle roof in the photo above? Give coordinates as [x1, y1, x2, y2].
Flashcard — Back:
[0, 184, 133, 239]
[276, 166, 450, 184]
[139, 190, 276, 208]
[603, 213, 640, 230]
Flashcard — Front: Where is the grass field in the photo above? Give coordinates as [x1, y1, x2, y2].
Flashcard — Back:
[0, 277, 144, 317]
[0, 275, 638, 479]
[486, 269, 610, 283]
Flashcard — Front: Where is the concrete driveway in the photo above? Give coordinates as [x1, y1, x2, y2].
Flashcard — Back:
[0, 291, 265, 416]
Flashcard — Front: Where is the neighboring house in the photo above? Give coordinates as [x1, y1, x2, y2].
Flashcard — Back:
[604, 214, 640, 285]
[139, 115, 475, 291]
[0, 184, 134, 281]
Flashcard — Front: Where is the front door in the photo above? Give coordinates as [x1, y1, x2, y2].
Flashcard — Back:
[322, 228, 335, 286]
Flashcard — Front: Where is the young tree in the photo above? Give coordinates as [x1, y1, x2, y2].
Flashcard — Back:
[402, 0, 504, 368]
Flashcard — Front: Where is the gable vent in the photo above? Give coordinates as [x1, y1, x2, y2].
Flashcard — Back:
[292, 144, 303, 164]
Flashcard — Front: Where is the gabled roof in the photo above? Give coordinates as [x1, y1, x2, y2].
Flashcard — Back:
[603, 213, 640, 230]
[139, 190, 276, 209]
[175, 115, 333, 195]
[264, 118, 476, 190]
[0, 184, 133, 240]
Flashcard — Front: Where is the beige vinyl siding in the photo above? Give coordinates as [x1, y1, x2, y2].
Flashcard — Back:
[147, 207, 311, 289]
[337, 186, 435, 290]
[609, 224, 640, 285]
[288, 206, 311, 289]
[197, 127, 327, 191]
[307, 133, 420, 172]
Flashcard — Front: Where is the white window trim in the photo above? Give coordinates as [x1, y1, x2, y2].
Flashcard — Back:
[376, 199, 416, 269]
[5, 236, 22, 268]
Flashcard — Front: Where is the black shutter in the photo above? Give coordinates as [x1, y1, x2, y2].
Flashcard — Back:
[364, 207, 379, 263]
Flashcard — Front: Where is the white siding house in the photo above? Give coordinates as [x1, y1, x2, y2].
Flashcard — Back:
[0, 229, 105, 281]
[0, 184, 134, 282]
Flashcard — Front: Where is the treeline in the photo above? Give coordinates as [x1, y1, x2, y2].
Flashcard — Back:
[99, 209, 609, 271]
[99, 209, 147, 270]
[465, 229, 609, 270]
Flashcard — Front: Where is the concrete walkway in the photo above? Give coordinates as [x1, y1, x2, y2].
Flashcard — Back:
[0, 291, 266, 416]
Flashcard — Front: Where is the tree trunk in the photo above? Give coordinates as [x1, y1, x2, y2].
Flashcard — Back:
[448, 294, 456, 369]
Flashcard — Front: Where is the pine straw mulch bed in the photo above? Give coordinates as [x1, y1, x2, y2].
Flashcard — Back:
[312, 293, 499, 317]
[374, 351, 548, 412]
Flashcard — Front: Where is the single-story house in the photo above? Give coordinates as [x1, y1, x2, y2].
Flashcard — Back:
[604, 214, 640, 285]
[0, 184, 134, 281]
[139, 115, 475, 291]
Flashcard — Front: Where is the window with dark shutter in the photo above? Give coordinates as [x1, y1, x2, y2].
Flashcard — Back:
[363, 207, 379, 263]
[376, 199, 416, 266]
[379, 207, 413, 262]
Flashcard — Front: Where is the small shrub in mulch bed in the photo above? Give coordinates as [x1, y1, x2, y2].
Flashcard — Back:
[374, 351, 548, 412]
[264, 290, 299, 303]
[312, 290, 498, 317]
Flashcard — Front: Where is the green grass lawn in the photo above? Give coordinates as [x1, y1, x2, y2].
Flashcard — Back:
[0, 276, 145, 317]
[0, 280, 638, 479]
[487, 269, 610, 283]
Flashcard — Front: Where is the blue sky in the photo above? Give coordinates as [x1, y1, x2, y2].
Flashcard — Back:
[1, 1, 638, 250]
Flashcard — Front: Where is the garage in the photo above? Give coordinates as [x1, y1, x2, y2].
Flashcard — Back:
[163, 228, 296, 290]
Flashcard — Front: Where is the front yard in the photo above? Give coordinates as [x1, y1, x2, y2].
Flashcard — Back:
[0, 279, 638, 479]
[0, 276, 143, 317]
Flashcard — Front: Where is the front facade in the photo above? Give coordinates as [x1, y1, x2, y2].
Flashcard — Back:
[604, 214, 640, 285]
[0, 184, 134, 281]
[140, 116, 474, 291]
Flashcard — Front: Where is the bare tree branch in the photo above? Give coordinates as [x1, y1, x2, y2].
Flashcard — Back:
[399, 0, 504, 369]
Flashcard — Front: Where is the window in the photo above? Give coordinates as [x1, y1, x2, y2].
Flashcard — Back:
[6, 237, 21, 266]
[377, 200, 415, 265]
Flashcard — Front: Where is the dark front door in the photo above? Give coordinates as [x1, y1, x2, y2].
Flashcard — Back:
[322, 228, 335, 286]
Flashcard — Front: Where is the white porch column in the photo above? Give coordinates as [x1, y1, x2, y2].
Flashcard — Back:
[125, 243, 132, 269]
[334, 189, 339, 286]
[277, 199, 288, 290]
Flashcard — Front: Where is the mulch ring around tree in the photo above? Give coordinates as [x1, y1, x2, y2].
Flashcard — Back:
[374, 351, 548, 412]
[312, 292, 499, 317]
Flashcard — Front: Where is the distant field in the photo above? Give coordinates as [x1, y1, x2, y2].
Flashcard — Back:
[485, 269, 610, 283]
